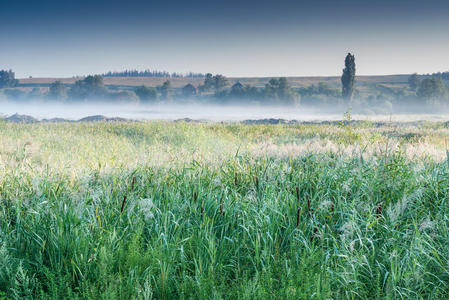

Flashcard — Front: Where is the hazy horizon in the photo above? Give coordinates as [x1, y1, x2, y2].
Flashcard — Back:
[17, 74, 415, 80]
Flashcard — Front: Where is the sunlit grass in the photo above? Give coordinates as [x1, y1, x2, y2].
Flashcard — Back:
[1, 121, 449, 299]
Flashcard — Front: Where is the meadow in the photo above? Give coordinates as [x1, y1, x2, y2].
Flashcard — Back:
[1, 120, 449, 299]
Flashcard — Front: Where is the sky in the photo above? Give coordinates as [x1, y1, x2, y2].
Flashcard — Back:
[1, 0, 449, 78]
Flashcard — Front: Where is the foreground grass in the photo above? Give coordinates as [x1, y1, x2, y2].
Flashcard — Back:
[1, 121, 449, 299]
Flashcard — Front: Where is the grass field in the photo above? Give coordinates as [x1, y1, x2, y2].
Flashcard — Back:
[1, 120, 449, 299]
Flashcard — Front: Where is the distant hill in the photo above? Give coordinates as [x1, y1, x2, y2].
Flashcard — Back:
[18, 74, 410, 89]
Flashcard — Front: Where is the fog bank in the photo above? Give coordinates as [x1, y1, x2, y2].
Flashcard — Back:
[2, 101, 449, 122]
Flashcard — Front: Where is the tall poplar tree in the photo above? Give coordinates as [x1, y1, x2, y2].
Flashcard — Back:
[341, 53, 356, 101]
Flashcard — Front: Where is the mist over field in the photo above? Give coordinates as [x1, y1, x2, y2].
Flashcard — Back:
[0, 101, 331, 121]
[2, 70, 449, 123]
[3, 100, 449, 122]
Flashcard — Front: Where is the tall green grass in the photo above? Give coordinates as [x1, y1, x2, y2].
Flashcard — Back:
[0, 122, 449, 299]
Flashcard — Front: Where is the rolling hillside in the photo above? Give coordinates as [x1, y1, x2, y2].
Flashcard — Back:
[18, 74, 410, 89]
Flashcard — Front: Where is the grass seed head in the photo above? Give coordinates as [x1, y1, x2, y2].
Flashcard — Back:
[296, 208, 301, 228]
[376, 202, 383, 218]
[131, 176, 136, 190]
[121, 195, 127, 213]
[296, 186, 299, 203]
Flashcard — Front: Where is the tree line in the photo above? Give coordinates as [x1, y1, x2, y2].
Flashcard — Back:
[0, 72, 302, 105]
[0, 70, 18, 89]
[407, 73, 448, 104]
[101, 70, 204, 78]
[2, 54, 449, 108]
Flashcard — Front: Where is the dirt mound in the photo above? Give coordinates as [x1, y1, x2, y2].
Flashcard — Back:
[174, 118, 203, 123]
[3, 114, 129, 123]
[77, 115, 128, 122]
[242, 118, 299, 125]
[41, 118, 72, 123]
[105, 117, 128, 122]
[5, 114, 38, 123]
[78, 115, 108, 122]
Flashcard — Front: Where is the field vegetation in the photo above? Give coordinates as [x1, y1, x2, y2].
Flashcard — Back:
[1, 120, 449, 298]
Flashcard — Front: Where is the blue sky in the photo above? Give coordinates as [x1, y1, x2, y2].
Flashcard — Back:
[1, 0, 449, 77]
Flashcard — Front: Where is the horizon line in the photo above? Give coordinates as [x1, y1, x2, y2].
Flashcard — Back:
[18, 73, 422, 80]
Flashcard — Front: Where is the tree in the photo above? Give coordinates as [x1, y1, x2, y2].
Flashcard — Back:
[135, 85, 158, 103]
[29, 88, 42, 99]
[110, 90, 139, 103]
[213, 75, 228, 92]
[408, 73, 420, 91]
[230, 82, 244, 96]
[160, 80, 172, 100]
[199, 73, 214, 93]
[277, 77, 290, 99]
[264, 77, 299, 105]
[0, 70, 19, 88]
[199, 73, 228, 93]
[68, 75, 107, 100]
[3, 89, 26, 101]
[264, 78, 280, 99]
[341, 53, 356, 101]
[182, 84, 197, 97]
[48, 81, 67, 99]
[417, 77, 446, 103]
[226, 82, 261, 102]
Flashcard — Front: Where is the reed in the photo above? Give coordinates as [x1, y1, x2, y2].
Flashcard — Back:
[0, 121, 448, 299]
